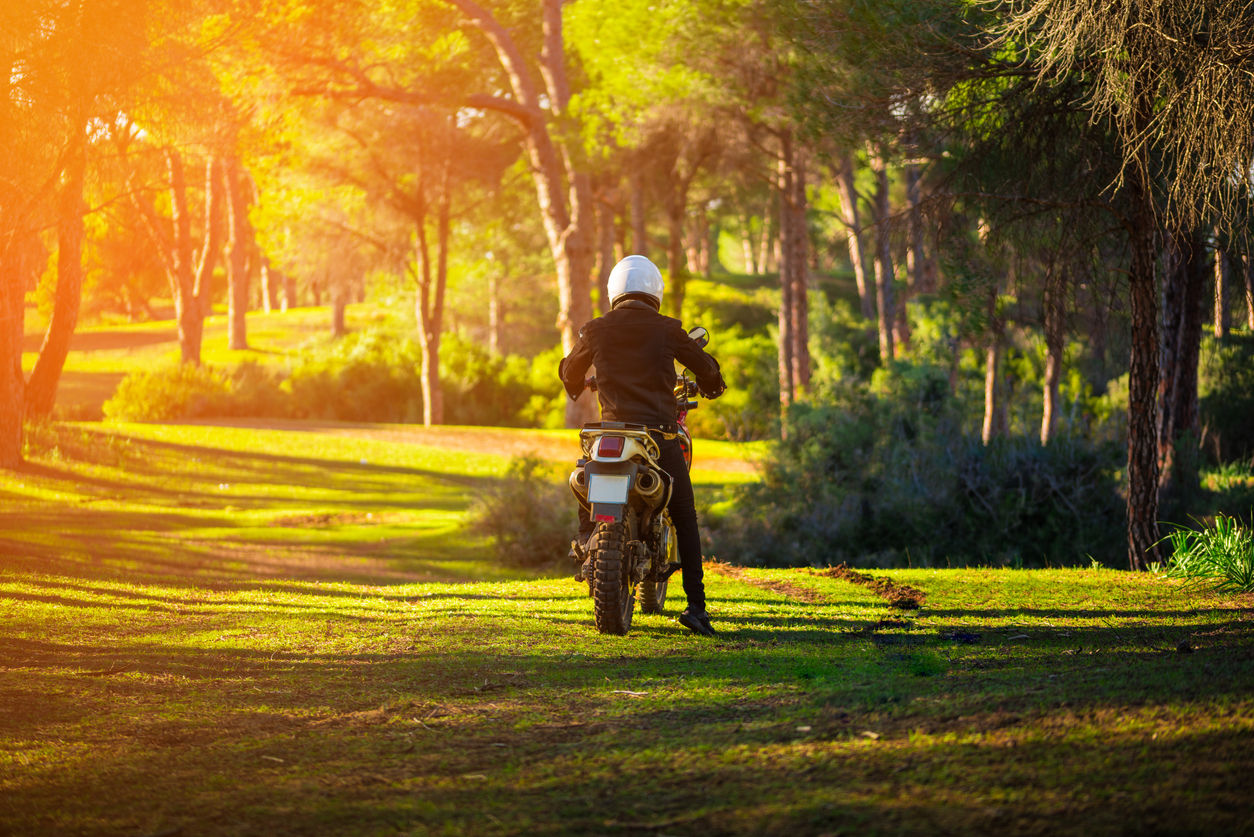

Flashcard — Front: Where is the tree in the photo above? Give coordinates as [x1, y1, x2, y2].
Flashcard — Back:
[999, 0, 1254, 567]
[1, 0, 148, 463]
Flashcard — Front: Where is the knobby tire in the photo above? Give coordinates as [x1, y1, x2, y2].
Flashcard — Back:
[590, 522, 635, 635]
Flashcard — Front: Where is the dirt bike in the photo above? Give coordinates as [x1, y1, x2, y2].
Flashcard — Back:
[567, 327, 710, 635]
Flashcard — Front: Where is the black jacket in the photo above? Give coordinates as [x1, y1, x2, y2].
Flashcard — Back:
[559, 300, 726, 428]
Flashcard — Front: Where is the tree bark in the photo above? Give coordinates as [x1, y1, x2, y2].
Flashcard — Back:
[1040, 269, 1066, 445]
[224, 155, 252, 351]
[870, 149, 895, 364]
[1157, 229, 1208, 516]
[596, 194, 616, 316]
[835, 153, 874, 320]
[146, 150, 223, 366]
[788, 145, 810, 392]
[630, 170, 647, 256]
[982, 284, 1006, 444]
[740, 212, 758, 274]
[25, 125, 86, 419]
[905, 163, 935, 294]
[0, 238, 30, 467]
[1125, 178, 1162, 571]
[665, 198, 687, 319]
[1245, 252, 1254, 329]
[777, 146, 797, 419]
[1214, 245, 1231, 339]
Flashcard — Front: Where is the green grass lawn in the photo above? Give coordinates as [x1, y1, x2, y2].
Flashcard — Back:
[1, 421, 1252, 835]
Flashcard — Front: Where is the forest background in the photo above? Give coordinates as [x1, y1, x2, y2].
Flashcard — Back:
[5, 0, 1254, 573]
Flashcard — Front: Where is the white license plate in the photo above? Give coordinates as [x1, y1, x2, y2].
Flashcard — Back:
[587, 473, 631, 504]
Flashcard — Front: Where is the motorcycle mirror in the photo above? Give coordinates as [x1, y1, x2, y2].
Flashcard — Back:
[688, 326, 710, 348]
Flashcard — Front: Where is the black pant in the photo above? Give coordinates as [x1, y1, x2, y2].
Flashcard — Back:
[578, 434, 706, 612]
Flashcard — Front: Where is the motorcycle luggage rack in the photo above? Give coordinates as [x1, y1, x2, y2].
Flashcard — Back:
[579, 422, 660, 460]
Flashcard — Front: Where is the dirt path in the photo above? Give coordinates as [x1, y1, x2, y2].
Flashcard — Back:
[182, 418, 757, 474]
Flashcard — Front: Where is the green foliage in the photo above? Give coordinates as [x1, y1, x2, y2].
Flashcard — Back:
[685, 325, 779, 441]
[710, 362, 1125, 568]
[103, 363, 235, 421]
[1163, 515, 1254, 593]
[285, 329, 424, 422]
[439, 333, 542, 427]
[474, 456, 577, 569]
[1199, 333, 1254, 466]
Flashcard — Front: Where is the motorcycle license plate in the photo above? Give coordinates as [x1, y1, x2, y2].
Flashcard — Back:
[587, 473, 631, 504]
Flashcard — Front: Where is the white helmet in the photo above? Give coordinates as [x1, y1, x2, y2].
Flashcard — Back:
[607, 255, 664, 309]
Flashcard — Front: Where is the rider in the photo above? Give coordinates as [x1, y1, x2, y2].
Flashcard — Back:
[559, 255, 727, 637]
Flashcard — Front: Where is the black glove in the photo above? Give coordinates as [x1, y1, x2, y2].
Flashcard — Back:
[699, 379, 726, 400]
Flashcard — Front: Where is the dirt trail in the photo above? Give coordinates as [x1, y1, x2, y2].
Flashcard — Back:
[184, 418, 757, 474]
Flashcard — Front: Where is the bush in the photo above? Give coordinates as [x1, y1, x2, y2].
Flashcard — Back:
[440, 333, 539, 426]
[285, 329, 424, 422]
[103, 363, 234, 421]
[707, 363, 1125, 568]
[474, 456, 577, 569]
[1200, 333, 1254, 466]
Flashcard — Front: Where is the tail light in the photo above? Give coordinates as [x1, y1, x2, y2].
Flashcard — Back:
[597, 435, 626, 458]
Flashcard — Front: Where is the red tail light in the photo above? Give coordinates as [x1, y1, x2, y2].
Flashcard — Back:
[597, 436, 626, 458]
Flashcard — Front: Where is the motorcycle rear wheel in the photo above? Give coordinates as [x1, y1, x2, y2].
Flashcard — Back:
[590, 521, 635, 635]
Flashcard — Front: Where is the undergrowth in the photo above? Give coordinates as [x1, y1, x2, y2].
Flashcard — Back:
[1163, 514, 1254, 593]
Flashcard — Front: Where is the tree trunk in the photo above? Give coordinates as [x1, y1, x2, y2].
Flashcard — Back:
[740, 212, 758, 274]
[1040, 270, 1066, 445]
[1157, 229, 1208, 517]
[224, 155, 252, 351]
[836, 153, 874, 320]
[665, 198, 687, 319]
[905, 163, 935, 294]
[776, 150, 795, 416]
[788, 145, 810, 392]
[597, 196, 616, 315]
[982, 285, 1006, 444]
[488, 269, 502, 354]
[25, 126, 86, 419]
[630, 170, 647, 256]
[0, 239, 29, 467]
[156, 150, 223, 366]
[1125, 180, 1162, 570]
[870, 149, 895, 364]
[449, 0, 597, 427]
[283, 271, 296, 310]
[331, 290, 347, 338]
[1242, 251, 1254, 330]
[759, 202, 775, 274]
[1214, 245, 1231, 339]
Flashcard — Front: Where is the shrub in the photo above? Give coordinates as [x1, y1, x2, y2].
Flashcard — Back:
[440, 333, 538, 426]
[103, 363, 234, 421]
[707, 362, 1125, 568]
[474, 456, 577, 569]
[1163, 514, 1254, 593]
[1199, 333, 1254, 466]
[285, 329, 424, 422]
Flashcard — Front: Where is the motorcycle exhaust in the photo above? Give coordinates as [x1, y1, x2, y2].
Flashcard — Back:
[568, 468, 588, 499]
[634, 468, 665, 503]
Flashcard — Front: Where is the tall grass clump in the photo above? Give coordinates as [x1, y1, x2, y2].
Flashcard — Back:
[707, 362, 1125, 569]
[1163, 514, 1254, 593]
[474, 456, 577, 570]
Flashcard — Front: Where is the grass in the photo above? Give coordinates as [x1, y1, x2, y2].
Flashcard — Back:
[2, 421, 1252, 835]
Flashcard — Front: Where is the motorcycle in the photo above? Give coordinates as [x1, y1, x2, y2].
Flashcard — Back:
[567, 327, 710, 635]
